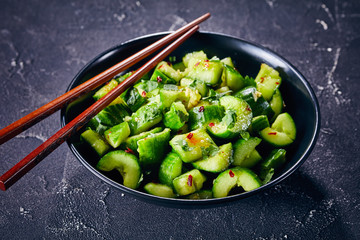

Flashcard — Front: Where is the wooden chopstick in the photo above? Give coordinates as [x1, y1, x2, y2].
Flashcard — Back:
[0, 24, 201, 191]
[0, 13, 210, 145]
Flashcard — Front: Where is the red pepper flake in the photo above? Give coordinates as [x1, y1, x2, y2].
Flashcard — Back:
[268, 132, 277, 135]
[157, 76, 162, 83]
[167, 61, 172, 66]
[260, 77, 265, 83]
[187, 133, 193, 139]
[204, 59, 209, 62]
[141, 91, 146, 97]
[125, 147, 135, 155]
[208, 122, 215, 127]
[187, 175, 193, 187]
[158, 64, 164, 69]
[246, 106, 252, 111]
[204, 63, 209, 68]
[195, 62, 200, 67]
[229, 170, 235, 178]
[275, 82, 280, 85]
[198, 106, 205, 112]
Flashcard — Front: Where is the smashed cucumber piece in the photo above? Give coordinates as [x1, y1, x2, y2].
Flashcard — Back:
[154, 61, 183, 82]
[163, 101, 189, 131]
[255, 63, 282, 101]
[81, 129, 110, 157]
[144, 182, 176, 198]
[192, 143, 233, 173]
[259, 113, 296, 147]
[233, 137, 262, 166]
[170, 129, 217, 163]
[129, 101, 163, 135]
[104, 121, 131, 148]
[182, 50, 208, 68]
[173, 169, 207, 196]
[137, 128, 171, 168]
[188, 104, 224, 131]
[207, 95, 252, 139]
[180, 78, 208, 97]
[96, 150, 141, 189]
[212, 167, 262, 198]
[125, 127, 163, 153]
[186, 60, 223, 86]
[158, 152, 183, 187]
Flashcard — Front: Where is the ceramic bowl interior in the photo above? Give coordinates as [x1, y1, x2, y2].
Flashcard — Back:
[61, 32, 320, 207]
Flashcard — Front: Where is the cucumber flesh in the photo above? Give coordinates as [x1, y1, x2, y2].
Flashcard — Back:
[255, 63, 282, 101]
[81, 129, 111, 156]
[233, 137, 262, 166]
[172, 169, 207, 196]
[144, 183, 176, 198]
[129, 101, 163, 135]
[192, 143, 233, 173]
[186, 60, 223, 86]
[259, 149, 286, 180]
[187, 190, 213, 199]
[212, 168, 240, 198]
[124, 127, 162, 153]
[163, 101, 189, 131]
[182, 51, 208, 68]
[170, 129, 217, 163]
[158, 152, 183, 187]
[104, 121, 131, 148]
[269, 89, 283, 121]
[96, 150, 141, 189]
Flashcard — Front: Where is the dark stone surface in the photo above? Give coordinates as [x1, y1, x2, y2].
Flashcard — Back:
[0, 0, 359, 239]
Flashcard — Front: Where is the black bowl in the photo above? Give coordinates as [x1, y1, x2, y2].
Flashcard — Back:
[61, 32, 320, 207]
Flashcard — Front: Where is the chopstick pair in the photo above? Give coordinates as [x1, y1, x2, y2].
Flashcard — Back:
[0, 13, 210, 191]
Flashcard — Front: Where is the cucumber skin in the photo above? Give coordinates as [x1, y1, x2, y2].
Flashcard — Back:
[158, 152, 183, 187]
[255, 63, 282, 101]
[81, 129, 111, 157]
[104, 121, 131, 148]
[125, 127, 163, 153]
[173, 169, 207, 196]
[96, 150, 141, 189]
[233, 137, 262, 166]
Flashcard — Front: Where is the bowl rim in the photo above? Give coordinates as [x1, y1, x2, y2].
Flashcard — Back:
[61, 31, 321, 206]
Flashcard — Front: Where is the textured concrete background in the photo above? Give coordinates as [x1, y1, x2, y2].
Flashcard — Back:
[0, 0, 359, 239]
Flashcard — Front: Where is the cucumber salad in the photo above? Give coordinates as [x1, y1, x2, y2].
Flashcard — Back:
[80, 50, 297, 199]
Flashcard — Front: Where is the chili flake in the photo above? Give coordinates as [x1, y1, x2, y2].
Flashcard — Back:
[246, 106, 252, 111]
[125, 147, 135, 155]
[141, 91, 146, 97]
[275, 82, 280, 85]
[187, 133, 193, 139]
[229, 170, 235, 178]
[268, 132, 277, 135]
[204, 59, 209, 62]
[187, 175, 193, 187]
[208, 122, 215, 127]
[199, 106, 205, 112]
[204, 63, 209, 68]
[157, 76, 163, 83]
[158, 64, 164, 69]
[195, 62, 200, 67]
[260, 77, 265, 83]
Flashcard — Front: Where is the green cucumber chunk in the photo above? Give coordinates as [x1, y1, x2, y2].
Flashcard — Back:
[173, 169, 207, 196]
[233, 137, 262, 166]
[129, 101, 163, 135]
[222, 64, 245, 92]
[155, 61, 183, 82]
[134, 80, 160, 98]
[220, 57, 234, 68]
[234, 86, 274, 118]
[124, 127, 162, 153]
[150, 69, 177, 84]
[269, 89, 283, 121]
[180, 78, 208, 97]
[188, 104, 224, 131]
[104, 121, 131, 148]
[169, 129, 217, 163]
[121, 87, 147, 112]
[259, 112, 296, 146]
[96, 150, 141, 189]
[93, 79, 118, 101]
[137, 128, 171, 168]
[192, 143, 233, 173]
[159, 152, 183, 187]
[212, 168, 240, 198]
[239, 149, 262, 169]
[163, 101, 189, 131]
[255, 63, 282, 101]
[88, 103, 130, 130]
[144, 183, 176, 198]
[81, 129, 111, 156]
[251, 115, 270, 132]
[186, 60, 223, 86]
[259, 149, 286, 180]
[159, 87, 182, 109]
[187, 190, 213, 199]
[207, 95, 252, 139]
[237, 167, 262, 191]
[182, 50, 208, 68]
